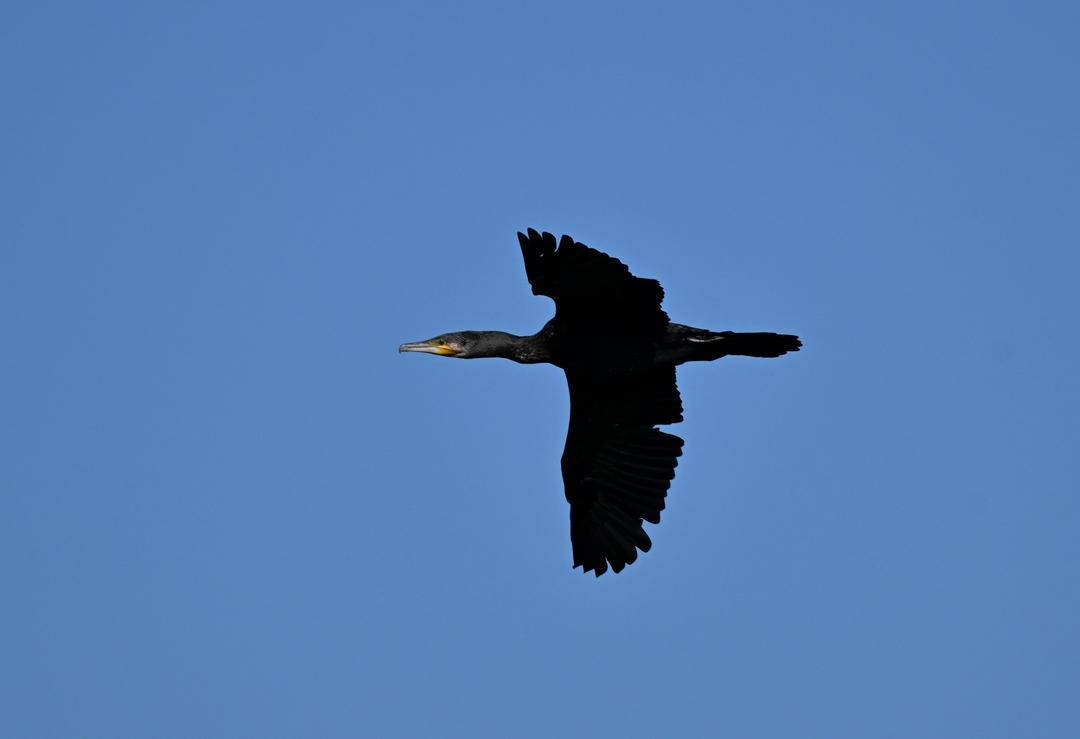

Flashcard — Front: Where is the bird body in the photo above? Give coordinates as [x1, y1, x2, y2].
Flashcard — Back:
[400, 229, 800, 576]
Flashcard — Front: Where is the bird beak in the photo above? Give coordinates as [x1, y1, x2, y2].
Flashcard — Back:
[398, 340, 460, 356]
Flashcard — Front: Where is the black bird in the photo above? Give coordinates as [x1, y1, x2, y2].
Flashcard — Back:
[400, 229, 801, 576]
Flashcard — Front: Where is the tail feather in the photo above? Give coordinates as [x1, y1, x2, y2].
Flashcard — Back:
[692, 331, 802, 358]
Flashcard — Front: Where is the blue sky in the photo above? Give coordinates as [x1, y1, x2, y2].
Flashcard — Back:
[4, 2, 1078, 737]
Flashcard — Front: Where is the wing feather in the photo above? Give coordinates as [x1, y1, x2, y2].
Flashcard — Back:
[517, 229, 669, 357]
[562, 369, 684, 576]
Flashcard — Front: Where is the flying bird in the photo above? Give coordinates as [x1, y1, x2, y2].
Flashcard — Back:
[400, 229, 801, 576]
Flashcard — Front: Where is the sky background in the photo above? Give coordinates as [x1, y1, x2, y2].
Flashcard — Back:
[4, 2, 1079, 737]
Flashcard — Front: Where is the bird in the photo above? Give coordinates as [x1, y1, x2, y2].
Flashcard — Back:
[399, 229, 801, 576]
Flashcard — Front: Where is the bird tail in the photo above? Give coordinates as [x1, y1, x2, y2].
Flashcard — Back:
[693, 331, 802, 358]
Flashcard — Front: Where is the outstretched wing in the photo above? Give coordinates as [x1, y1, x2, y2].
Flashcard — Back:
[562, 365, 685, 576]
[517, 229, 669, 360]
[518, 229, 683, 575]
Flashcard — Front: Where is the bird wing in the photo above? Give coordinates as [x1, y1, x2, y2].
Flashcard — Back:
[561, 365, 684, 576]
[517, 229, 670, 358]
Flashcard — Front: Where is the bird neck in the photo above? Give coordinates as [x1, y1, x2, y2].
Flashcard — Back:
[471, 331, 551, 364]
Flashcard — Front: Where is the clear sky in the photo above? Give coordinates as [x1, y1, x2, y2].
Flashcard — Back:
[4, 2, 1079, 737]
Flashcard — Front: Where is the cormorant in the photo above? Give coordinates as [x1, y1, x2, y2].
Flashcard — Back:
[400, 229, 801, 576]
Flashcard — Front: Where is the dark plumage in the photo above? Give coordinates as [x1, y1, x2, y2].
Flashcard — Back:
[400, 229, 801, 576]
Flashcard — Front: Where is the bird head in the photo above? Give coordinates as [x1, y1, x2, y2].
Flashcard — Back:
[398, 331, 479, 358]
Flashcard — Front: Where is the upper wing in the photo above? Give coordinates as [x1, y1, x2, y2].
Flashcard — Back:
[561, 365, 685, 576]
[517, 229, 670, 355]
